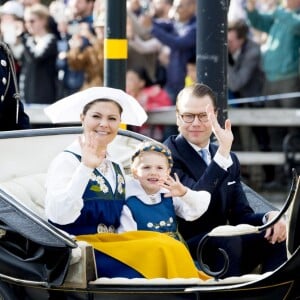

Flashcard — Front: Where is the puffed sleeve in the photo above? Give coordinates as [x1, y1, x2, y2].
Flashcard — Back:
[173, 189, 211, 221]
[45, 151, 93, 224]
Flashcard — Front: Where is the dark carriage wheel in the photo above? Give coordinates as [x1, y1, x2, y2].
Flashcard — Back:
[0, 282, 16, 300]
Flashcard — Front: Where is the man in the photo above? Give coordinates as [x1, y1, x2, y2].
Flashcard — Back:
[68, 0, 94, 25]
[227, 19, 264, 99]
[152, 0, 173, 20]
[0, 41, 29, 131]
[164, 83, 287, 277]
[142, 0, 196, 103]
[227, 19, 275, 187]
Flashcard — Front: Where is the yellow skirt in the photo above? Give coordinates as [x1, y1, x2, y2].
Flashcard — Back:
[76, 230, 210, 280]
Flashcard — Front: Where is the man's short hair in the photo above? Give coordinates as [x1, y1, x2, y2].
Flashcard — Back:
[176, 83, 217, 110]
[228, 19, 249, 40]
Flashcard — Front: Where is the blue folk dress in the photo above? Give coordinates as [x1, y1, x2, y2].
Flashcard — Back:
[126, 195, 187, 245]
[51, 152, 144, 278]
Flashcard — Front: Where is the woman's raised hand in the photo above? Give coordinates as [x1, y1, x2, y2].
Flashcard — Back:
[79, 132, 106, 169]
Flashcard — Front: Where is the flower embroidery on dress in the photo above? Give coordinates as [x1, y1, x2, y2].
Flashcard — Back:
[97, 223, 116, 233]
[117, 173, 125, 194]
[147, 217, 174, 230]
[90, 173, 109, 193]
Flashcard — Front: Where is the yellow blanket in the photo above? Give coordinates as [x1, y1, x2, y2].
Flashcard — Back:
[77, 230, 210, 280]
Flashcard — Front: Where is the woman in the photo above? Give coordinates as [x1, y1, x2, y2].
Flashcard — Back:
[66, 20, 104, 91]
[17, 3, 58, 104]
[44, 87, 207, 280]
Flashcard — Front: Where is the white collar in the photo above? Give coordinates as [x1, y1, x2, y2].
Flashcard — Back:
[232, 48, 241, 61]
[126, 177, 168, 198]
[187, 141, 210, 153]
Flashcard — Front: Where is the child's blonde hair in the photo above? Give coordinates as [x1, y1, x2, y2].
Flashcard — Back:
[131, 141, 173, 169]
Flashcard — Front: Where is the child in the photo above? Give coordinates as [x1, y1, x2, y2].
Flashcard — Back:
[119, 141, 211, 243]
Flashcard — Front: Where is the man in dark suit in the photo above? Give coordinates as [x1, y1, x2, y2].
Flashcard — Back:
[164, 83, 287, 277]
[0, 41, 30, 131]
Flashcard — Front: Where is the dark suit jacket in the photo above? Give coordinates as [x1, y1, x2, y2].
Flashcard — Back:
[228, 39, 264, 100]
[164, 134, 266, 240]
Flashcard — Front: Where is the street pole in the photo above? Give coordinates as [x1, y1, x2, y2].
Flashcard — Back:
[104, 0, 127, 90]
[196, 0, 229, 127]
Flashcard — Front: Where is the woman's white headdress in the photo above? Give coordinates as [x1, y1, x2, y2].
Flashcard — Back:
[44, 87, 148, 126]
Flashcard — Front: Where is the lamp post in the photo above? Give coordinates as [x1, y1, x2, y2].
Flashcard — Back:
[104, 0, 127, 90]
[196, 0, 229, 127]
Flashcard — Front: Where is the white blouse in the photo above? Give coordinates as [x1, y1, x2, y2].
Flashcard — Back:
[44, 139, 135, 229]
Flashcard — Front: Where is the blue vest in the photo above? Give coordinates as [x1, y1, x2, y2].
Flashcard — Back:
[126, 195, 182, 240]
[51, 151, 126, 235]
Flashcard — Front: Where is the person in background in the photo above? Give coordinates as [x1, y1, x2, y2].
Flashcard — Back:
[140, 0, 197, 139]
[120, 140, 211, 244]
[49, 0, 81, 98]
[127, 0, 173, 87]
[164, 83, 287, 277]
[126, 66, 172, 141]
[246, 0, 300, 160]
[151, 0, 174, 20]
[0, 0, 24, 52]
[227, 19, 275, 188]
[66, 19, 104, 90]
[185, 55, 196, 86]
[0, 40, 29, 130]
[228, 0, 247, 22]
[67, 0, 95, 28]
[141, 0, 197, 104]
[127, 0, 147, 17]
[56, 0, 95, 96]
[13, 3, 58, 104]
[127, 10, 162, 85]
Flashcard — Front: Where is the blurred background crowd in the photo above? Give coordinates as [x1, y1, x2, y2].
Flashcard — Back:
[0, 0, 300, 187]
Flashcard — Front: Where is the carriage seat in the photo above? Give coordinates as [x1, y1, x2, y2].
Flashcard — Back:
[0, 173, 97, 288]
[0, 173, 47, 219]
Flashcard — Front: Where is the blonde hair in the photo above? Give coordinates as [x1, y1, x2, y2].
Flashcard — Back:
[131, 141, 173, 169]
[25, 3, 50, 30]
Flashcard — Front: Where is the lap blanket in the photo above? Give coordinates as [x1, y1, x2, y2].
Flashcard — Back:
[76, 230, 210, 280]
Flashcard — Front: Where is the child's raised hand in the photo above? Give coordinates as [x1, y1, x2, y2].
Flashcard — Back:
[159, 173, 187, 198]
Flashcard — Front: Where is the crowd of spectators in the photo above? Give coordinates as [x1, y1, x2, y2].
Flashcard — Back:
[0, 0, 300, 184]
